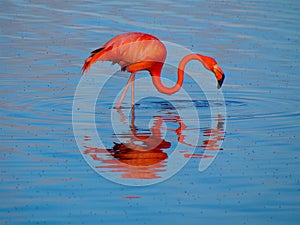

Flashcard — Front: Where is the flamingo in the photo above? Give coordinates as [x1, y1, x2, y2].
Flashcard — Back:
[82, 32, 225, 108]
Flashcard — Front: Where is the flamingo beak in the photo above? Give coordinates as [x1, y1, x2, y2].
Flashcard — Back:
[213, 64, 225, 89]
[217, 74, 225, 89]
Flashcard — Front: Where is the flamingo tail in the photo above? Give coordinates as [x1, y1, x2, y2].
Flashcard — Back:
[81, 47, 105, 75]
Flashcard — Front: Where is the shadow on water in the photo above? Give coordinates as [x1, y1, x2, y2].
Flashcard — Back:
[82, 103, 225, 180]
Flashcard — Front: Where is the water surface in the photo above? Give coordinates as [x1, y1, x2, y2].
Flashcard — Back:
[1, 0, 299, 224]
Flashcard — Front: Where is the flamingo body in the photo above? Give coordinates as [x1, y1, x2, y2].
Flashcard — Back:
[82, 32, 166, 75]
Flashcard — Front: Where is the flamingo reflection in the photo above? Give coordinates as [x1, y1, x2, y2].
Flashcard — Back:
[83, 108, 225, 179]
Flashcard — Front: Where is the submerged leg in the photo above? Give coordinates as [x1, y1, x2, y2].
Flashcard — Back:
[116, 72, 136, 109]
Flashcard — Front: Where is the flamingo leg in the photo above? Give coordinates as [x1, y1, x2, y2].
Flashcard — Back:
[116, 72, 136, 109]
[131, 73, 135, 107]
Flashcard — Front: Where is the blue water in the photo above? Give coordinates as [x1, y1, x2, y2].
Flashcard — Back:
[1, 0, 300, 224]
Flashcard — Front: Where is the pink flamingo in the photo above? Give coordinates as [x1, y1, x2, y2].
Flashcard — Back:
[82, 32, 225, 108]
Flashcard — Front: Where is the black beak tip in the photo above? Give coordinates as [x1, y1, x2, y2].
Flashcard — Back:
[217, 74, 225, 89]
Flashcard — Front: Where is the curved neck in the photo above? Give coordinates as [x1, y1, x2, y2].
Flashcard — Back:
[151, 54, 206, 95]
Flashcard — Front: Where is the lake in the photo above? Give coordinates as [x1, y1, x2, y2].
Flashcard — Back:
[1, 0, 299, 224]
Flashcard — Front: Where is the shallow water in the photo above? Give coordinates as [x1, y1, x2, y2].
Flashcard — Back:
[1, 0, 300, 224]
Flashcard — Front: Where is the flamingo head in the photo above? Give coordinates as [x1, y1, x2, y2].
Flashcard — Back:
[200, 55, 225, 89]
